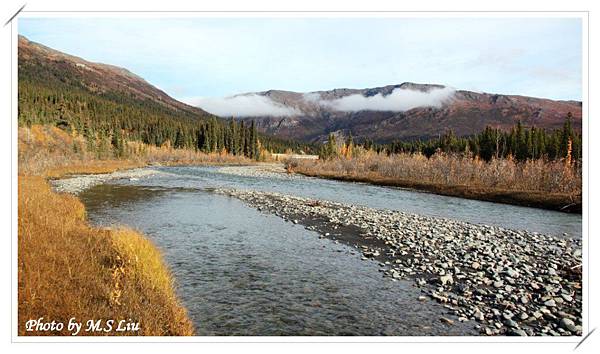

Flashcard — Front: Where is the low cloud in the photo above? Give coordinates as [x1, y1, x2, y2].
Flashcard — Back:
[316, 86, 456, 112]
[188, 86, 456, 117]
[188, 94, 301, 117]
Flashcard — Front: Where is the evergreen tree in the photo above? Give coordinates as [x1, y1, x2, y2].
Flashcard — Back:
[345, 133, 354, 158]
[250, 120, 259, 160]
[319, 133, 337, 159]
[174, 127, 185, 149]
[111, 127, 125, 157]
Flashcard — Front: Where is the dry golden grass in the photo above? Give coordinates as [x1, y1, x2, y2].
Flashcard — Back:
[18, 125, 254, 177]
[44, 160, 146, 179]
[289, 151, 582, 211]
[129, 140, 254, 166]
[18, 176, 194, 336]
[17, 125, 218, 336]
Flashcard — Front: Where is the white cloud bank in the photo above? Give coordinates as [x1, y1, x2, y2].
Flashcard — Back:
[188, 94, 300, 117]
[319, 86, 456, 112]
[188, 86, 455, 117]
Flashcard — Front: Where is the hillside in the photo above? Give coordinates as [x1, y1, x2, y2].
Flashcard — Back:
[18, 35, 209, 117]
[18, 35, 215, 148]
[220, 83, 582, 143]
[18, 36, 308, 155]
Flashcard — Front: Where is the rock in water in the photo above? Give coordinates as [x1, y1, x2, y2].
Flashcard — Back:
[440, 317, 454, 325]
[440, 274, 454, 286]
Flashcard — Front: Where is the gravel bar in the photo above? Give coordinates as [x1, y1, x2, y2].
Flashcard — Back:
[215, 188, 582, 337]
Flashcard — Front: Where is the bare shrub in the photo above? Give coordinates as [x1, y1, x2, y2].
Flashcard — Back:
[294, 152, 581, 196]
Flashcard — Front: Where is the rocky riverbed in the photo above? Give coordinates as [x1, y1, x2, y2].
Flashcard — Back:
[216, 164, 294, 179]
[51, 168, 161, 194]
[215, 188, 583, 337]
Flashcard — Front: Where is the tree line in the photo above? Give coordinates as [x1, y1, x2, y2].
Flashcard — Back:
[18, 61, 313, 159]
[18, 57, 580, 163]
[321, 115, 582, 163]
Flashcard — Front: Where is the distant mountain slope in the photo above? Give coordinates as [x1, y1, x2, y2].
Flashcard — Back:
[213, 83, 582, 143]
[17, 36, 313, 155]
[18, 35, 210, 117]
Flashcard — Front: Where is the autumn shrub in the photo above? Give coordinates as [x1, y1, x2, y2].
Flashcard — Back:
[291, 151, 581, 196]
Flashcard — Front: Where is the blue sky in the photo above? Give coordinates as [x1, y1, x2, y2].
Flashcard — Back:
[19, 17, 582, 101]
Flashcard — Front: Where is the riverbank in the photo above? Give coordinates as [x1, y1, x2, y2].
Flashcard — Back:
[19, 172, 194, 335]
[293, 170, 581, 213]
[18, 129, 285, 335]
[287, 154, 582, 213]
[18, 125, 254, 178]
[20, 125, 314, 335]
[216, 188, 582, 336]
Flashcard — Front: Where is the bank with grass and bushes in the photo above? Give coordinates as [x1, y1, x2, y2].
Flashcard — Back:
[287, 151, 581, 213]
[298, 119, 582, 213]
[17, 124, 264, 336]
[19, 174, 195, 336]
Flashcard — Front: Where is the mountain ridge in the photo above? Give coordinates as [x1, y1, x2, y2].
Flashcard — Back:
[18, 35, 311, 155]
[216, 83, 582, 143]
[18, 35, 211, 118]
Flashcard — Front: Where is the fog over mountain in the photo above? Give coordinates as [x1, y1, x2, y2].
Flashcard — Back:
[188, 94, 301, 117]
[304, 86, 456, 112]
[190, 83, 582, 143]
[192, 86, 457, 117]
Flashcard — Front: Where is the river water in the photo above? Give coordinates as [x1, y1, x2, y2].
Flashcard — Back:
[77, 165, 581, 336]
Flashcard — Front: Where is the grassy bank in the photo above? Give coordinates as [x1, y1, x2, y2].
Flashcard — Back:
[17, 125, 259, 336]
[288, 152, 582, 213]
[19, 125, 254, 177]
[19, 175, 194, 335]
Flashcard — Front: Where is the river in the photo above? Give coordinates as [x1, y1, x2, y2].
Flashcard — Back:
[75, 165, 581, 335]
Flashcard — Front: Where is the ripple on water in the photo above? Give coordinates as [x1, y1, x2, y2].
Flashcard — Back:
[79, 183, 477, 336]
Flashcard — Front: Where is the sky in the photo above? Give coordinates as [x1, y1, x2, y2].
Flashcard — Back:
[19, 17, 583, 103]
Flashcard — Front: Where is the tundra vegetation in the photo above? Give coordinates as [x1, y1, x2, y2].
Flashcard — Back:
[18, 38, 313, 335]
[17, 125, 210, 335]
[292, 118, 581, 211]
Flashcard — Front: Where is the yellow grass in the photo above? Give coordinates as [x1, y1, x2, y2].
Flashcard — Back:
[16, 125, 230, 336]
[17, 124, 290, 336]
[289, 151, 582, 211]
[18, 176, 194, 335]
[18, 125, 254, 177]
[44, 160, 146, 179]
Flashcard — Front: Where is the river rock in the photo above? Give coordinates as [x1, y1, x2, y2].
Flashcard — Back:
[440, 274, 454, 286]
[559, 318, 577, 332]
[212, 186, 582, 337]
[440, 317, 454, 325]
[508, 328, 528, 336]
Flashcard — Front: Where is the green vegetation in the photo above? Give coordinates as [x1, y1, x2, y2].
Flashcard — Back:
[307, 116, 582, 212]
[347, 116, 582, 163]
[18, 60, 313, 160]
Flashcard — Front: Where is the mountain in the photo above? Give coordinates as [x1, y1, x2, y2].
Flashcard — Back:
[20, 34, 581, 149]
[18, 34, 211, 147]
[18, 36, 312, 155]
[18, 35, 210, 118]
[219, 83, 582, 143]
